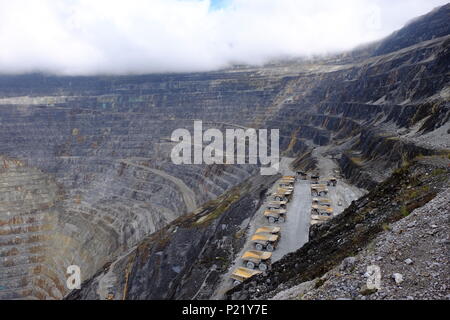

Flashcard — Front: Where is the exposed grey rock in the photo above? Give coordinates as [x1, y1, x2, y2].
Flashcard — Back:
[340, 257, 357, 272]
[393, 273, 404, 285]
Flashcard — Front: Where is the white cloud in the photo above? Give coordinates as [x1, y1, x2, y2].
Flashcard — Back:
[0, 0, 446, 75]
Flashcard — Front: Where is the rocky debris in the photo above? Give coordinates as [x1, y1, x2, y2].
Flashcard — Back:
[340, 257, 357, 272]
[270, 186, 450, 300]
[392, 273, 404, 285]
[270, 280, 317, 300]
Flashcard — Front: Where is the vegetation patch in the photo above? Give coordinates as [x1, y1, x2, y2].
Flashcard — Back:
[193, 189, 241, 227]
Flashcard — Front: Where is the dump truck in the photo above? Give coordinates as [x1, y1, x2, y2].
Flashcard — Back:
[279, 183, 294, 190]
[311, 214, 332, 226]
[296, 171, 307, 180]
[310, 173, 320, 183]
[230, 267, 262, 286]
[312, 197, 332, 207]
[267, 201, 287, 210]
[272, 192, 288, 201]
[277, 188, 293, 195]
[311, 204, 334, 216]
[241, 250, 272, 271]
[326, 177, 338, 187]
[311, 184, 328, 196]
[280, 177, 295, 183]
[251, 233, 279, 251]
[264, 209, 287, 223]
[255, 226, 281, 234]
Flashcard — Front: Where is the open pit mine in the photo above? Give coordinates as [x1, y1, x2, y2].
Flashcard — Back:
[0, 4, 449, 300]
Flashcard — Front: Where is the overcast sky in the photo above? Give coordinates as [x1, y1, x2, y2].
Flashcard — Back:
[0, 0, 447, 75]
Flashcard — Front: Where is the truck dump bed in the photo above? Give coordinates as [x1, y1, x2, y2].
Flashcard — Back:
[311, 214, 332, 221]
[264, 209, 286, 216]
[230, 267, 262, 282]
[276, 188, 292, 195]
[251, 234, 279, 242]
[255, 226, 280, 234]
[242, 250, 272, 261]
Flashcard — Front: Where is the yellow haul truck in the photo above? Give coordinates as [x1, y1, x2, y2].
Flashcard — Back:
[326, 177, 338, 187]
[279, 181, 294, 189]
[255, 226, 281, 234]
[230, 267, 262, 286]
[296, 171, 307, 180]
[241, 250, 272, 271]
[312, 197, 332, 207]
[310, 215, 332, 225]
[311, 204, 334, 216]
[272, 192, 288, 201]
[251, 233, 279, 252]
[277, 188, 293, 196]
[310, 173, 320, 184]
[264, 209, 287, 223]
[311, 184, 329, 197]
[267, 200, 287, 210]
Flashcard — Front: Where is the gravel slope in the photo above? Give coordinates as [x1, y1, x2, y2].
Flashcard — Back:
[273, 188, 450, 300]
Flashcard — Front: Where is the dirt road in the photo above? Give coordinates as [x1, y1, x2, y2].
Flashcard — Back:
[271, 179, 311, 262]
[212, 157, 312, 297]
[119, 159, 197, 213]
[311, 147, 365, 215]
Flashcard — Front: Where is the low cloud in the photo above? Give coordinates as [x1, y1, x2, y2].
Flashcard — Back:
[0, 0, 447, 75]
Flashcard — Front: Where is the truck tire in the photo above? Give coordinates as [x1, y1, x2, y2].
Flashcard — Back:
[259, 263, 268, 271]
[255, 243, 264, 251]
[278, 216, 285, 223]
[246, 261, 255, 269]
[268, 217, 276, 224]
[266, 244, 274, 252]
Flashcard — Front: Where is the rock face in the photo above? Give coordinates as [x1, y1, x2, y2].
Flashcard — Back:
[0, 5, 449, 300]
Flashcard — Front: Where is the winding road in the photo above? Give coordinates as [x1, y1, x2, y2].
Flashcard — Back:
[119, 159, 198, 213]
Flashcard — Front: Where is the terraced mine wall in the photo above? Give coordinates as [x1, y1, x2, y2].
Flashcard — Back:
[0, 71, 277, 299]
[0, 5, 449, 299]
